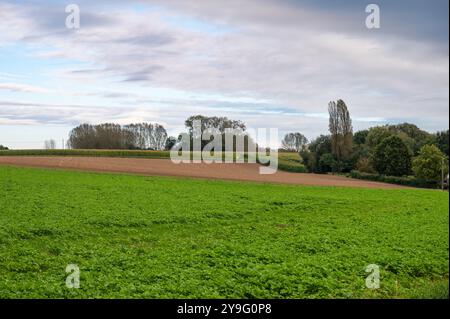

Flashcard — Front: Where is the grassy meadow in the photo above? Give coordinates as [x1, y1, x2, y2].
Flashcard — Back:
[0, 166, 448, 298]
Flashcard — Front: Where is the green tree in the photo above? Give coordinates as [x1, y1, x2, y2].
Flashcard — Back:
[353, 130, 369, 145]
[304, 135, 332, 173]
[356, 157, 375, 173]
[412, 144, 449, 182]
[318, 153, 337, 173]
[433, 130, 449, 156]
[328, 99, 353, 171]
[0, 145, 8, 150]
[373, 136, 412, 176]
[164, 136, 177, 151]
[389, 123, 432, 154]
[366, 126, 393, 149]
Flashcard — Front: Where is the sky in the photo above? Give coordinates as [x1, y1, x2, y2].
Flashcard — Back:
[0, 0, 448, 149]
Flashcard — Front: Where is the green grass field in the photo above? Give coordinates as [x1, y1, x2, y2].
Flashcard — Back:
[0, 166, 448, 298]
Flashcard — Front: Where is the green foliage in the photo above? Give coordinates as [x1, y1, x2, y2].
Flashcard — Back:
[373, 136, 412, 176]
[0, 145, 9, 150]
[164, 136, 177, 151]
[356, 157, 375, 174]
[366, 124, 433, 156]
[318, 153, 337, 173]
[0, 166, 448, 298]
[433, 130, 449, 156]
[328, 99, 353, 170]
[412, 145, 448, 182]
[277, 153, 308, 173]
[390, 123, 433, 154]
[349, 171, 438, 189]
[366, 127, 394, 149]
[305, 135, 332, 173]
[353, 130, 369, 145]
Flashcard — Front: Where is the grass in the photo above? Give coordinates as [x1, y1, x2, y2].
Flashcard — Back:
[0, 149, 307, 173]
[0, 166, 448, 299]
[277, 152, 308, 173]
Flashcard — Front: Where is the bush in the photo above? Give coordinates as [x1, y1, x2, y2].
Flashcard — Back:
[356, 157, 375, 173]
[349, 170, 438, 189]
[318, 153, 336, 173]
[373, 136, 412, 176]
[276, 153, 308, 173]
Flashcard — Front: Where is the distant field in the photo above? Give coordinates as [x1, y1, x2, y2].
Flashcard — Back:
[0, 149, 307, 173]
[0, 149, 171, 159]
[0, 166, 448, 298]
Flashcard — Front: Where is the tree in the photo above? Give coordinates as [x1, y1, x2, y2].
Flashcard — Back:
[154, 124, 168, 150]
[184, 115, 254, 152]
[366, 123, 433, 156]
[366, 126, 393, 149]
[281, 132, 308, 152]
[353, 130, 369, 145]
[165, 136, 177, 151]
[356, 157, 375, 173]
[44, 139, 56, 149]
[412, 144, 448, 182]
[185, 115, 246, 136]
[389, 123, 432, 154]
[328, 99, 353, 171]
[318, 153, 337, 173]
[0, 145, 8, 150]
[303, 135, 332, 173]
[373, 136, 412, 176]
[434, 130, 449, 156]
[68, 123, 168, 150]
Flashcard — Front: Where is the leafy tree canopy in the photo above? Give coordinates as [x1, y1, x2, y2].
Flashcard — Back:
[373, 135, 412, 176]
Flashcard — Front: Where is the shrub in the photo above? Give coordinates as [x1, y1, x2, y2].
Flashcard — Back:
[276, 153, 308, 173]
[349, 171, 438, 189]
[356, 157, 375, 174]
[318, 153, 336, 173]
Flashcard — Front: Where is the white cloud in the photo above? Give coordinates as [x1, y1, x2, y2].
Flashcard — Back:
[0, 82, 50, 94]
[0, 0, 448, 142]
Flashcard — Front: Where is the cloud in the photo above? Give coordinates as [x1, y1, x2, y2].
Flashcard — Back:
[0, 83, 49, 93]
[0, 0, 448, 141]
[0, 100, 160, 126]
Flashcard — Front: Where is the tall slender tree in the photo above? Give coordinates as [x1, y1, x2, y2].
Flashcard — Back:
[328, 99, 353, 171]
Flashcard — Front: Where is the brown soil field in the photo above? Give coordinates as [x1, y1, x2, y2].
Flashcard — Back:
[0, 156, 408, 189]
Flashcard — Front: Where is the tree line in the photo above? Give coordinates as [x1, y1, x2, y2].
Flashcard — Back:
[281, 99, 449, 184]
[66, 116, 255, 152]
[3, 100, 447, 185]
[67, 123, 168, 150]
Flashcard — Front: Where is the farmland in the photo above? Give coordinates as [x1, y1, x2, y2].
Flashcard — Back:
[0, 149, 307, 174]
[0, 166, 448, 298]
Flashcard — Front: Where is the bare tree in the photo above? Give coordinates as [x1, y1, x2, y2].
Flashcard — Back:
[44, 139, 57, 150]
[154, 124, 168, 150]
[282, 132, 308, 152]
[328, 99, 353, 171]
[68, 123, 168, 150]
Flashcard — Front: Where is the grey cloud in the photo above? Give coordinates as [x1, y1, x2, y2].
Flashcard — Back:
[116, 33, 174, 46]
[0, 0, 448, 135]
